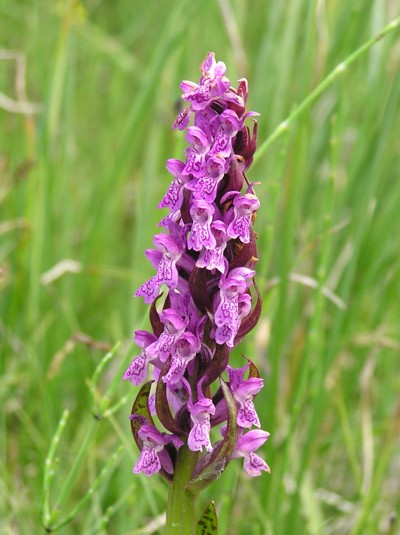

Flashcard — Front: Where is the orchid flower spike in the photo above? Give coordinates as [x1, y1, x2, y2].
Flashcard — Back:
[126, 53, 269, 497]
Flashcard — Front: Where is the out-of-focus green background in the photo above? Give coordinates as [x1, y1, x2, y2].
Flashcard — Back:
[1, 1, 399, 534]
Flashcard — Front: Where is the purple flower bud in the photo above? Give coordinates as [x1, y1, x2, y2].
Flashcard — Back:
[181, 53, 231, 111]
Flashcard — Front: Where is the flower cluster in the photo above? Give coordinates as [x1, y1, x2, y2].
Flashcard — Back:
[125, 53, 269, 483]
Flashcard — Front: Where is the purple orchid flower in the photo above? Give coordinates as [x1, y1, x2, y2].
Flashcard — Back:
[147, 309, 187, 363]
[180, 53, 231, 112]
[132, 422, 183, 476]
[196, 220, 228, 274]
[123, 330, 157, 386]
[185, 155, 228, 203]
[158, 159, 188, 211]
[232, 429, 270, 477]
[183, 377, 216, 453]
[187, 199, 216, 251]
[223, 191, 261, 244]
[129, 53, 269, 490]
[163, 331, 200, 386]
[227, 365, 263, 428]
[214, 267, 255, 346]
[135, 233, 185, 303]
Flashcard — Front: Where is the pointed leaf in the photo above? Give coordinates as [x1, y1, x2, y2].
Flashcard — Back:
[149, 294, 164, 336]
[235, 121, 258, 169]
[130, 381, 155, 449]
[241, 354, 260, 379]
[156, 362, 186, 436]
[225, 155, 244, 193]
[181, 188, 192, 224]
[188, 266, 214, 313]
[229, 229, 258, 270]
[186, 380, 238, 493]
[235, 278, 262, 342]
[203, 344, 230, 388]
[210, 386, 227, 427]
[197, 501, 218, 535]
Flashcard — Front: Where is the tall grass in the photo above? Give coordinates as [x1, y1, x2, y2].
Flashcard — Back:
[1, 1, 399, 534]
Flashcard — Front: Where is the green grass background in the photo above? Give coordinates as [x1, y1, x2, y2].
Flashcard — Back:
[1, 1, 400, 534]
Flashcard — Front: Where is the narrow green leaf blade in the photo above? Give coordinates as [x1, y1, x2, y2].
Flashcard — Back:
[130, 380, 155, 448]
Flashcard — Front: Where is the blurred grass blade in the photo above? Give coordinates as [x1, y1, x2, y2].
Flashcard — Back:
[50, 445, 124, 531]
[41, 410, 70, 528]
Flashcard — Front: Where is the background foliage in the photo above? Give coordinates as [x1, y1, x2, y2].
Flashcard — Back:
[1, 1, 399, 534]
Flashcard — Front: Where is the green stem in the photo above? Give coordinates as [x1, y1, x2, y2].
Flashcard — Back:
[166, 445, 199, 535]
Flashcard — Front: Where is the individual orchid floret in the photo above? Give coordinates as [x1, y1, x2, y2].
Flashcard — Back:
[214, 267, 255, 325]
[183, 378, 216, 453]
[180, 52, 231, 111]
[135, 233, 185, 304]
[217, 109, 242, 136]
[208, 109, 242, 159]
[182, 126, 211, 179]
[227, 365, 263, 428]
[214, 268, 255, 346]
[132, 422, 183, 476]
[186, 126, 211, 152]
[187, 199, 216, 251]
[148, 309, 187, 363]
[159, 159, 188, 211]
[214, 294, 252, 347]
[168, 289, 200, 332]
[196, 220, 228, 274]
[182, 150, 207, 179]
[186, 155, 228, 203]
[232, 429, 270, 477]
[200, 52, 229, 88]
[163, 331, 200, 386]
[223, 191, 261, 244]
[193, 106, 219, 138]
[123, 330, 157, 386]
